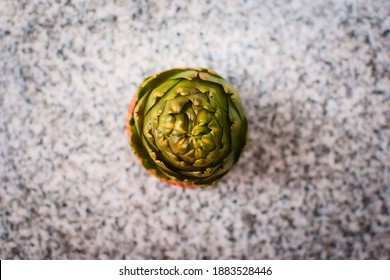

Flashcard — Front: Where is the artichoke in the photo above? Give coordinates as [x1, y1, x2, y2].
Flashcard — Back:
[126, 68, 248, 187]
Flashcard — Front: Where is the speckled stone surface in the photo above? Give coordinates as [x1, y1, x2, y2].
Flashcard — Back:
[1, 0, 389, 259]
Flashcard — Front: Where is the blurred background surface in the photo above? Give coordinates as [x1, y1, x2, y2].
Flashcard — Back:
[0, 0, 389, 259]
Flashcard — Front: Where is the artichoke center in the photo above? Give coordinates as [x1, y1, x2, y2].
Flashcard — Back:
[153, 92, 219, 167]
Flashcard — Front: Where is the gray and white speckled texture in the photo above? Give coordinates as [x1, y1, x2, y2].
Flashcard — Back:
[1, 0, 389, 259]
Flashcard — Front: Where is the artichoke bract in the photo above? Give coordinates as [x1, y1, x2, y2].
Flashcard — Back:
[126, 68, 248, 187]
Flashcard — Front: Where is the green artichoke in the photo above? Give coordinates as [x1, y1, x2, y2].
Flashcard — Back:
[127, 68, 248, 187]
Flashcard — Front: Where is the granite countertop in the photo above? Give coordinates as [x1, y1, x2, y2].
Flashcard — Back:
[0, 0, 389, 259]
